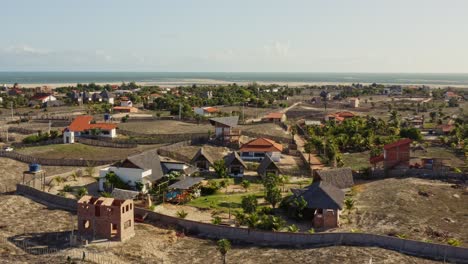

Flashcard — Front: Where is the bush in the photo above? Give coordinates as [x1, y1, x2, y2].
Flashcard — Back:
[201, 180, 220, 196]
[63, 185, 72, 192]
[447, 238, 461, 247]
[241, 195, 258, 214]
[308, 228, 315, 234]
[212, 216, 222, 225]
[258, 206, 273, 215]
[287, 224, 299, 233]
[177, 210, 188, 219]
[77, 187, 88, 198]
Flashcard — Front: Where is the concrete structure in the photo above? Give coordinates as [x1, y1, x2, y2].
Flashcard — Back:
[64, 115, 117, 143]
[209, 116, 241, 145]
[262, 112, 286, 123]
[348, 97, 359, 108]
[194, 106, 219, 117]
[119, 96, 133, 107]
[240, 137, 283, 162]
[99, 149, 164, 193]
[77, 195, 135, 241]
[370, 138, 412, 170]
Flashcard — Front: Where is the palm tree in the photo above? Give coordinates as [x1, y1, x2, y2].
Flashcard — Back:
[344, 198, 355, 215]
[217, 239, 231, 264]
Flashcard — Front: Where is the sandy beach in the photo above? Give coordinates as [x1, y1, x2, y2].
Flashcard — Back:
[11, 79, 468, 89]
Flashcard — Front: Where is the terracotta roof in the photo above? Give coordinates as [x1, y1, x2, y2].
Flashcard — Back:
[335, 111, 355, 118]
[240, 138, 283, 153]
[204, 107, 219, 113]
[437, 124, 454, 132]
[263, 112, 284, 119]
[383, 138, 412, 150]
[31, 93, 53, 100]
[445, 91, 458, 97]
[68, 115, 117, 132]
[369, 154, 384, 164]
[120, 96, 129, 101]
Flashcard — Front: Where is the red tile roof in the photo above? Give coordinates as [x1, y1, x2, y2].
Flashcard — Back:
[369, 154, 384, 164]
[240, 138, 283, 152]
[68, 115, 117, 132]
[437, 124, 454, 132]
[263, 112, 284, 119]
[31, 93, 53, 100]
[204, 107, 219, 113]
[383, 138, 412, 150]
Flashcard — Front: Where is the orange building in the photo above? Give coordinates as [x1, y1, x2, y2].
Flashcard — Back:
[77, 196, 135, 241]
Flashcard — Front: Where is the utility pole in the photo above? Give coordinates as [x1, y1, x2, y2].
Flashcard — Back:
[48, 120, 51, 134]
[179, 103, 182, 120]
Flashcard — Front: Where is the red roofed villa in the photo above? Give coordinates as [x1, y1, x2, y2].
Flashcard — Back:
[194, 106, 219, 117]
[325, 111, 356, 123]
[370, 138, 412, 170]
[63, 115, 117, 143]
[240, 137, 283, 162]
[262, 112, 286, 123]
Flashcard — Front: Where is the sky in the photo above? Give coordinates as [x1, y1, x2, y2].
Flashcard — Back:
[1, 0, 468, 72]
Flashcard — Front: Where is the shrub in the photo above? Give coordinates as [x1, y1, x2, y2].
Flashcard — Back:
[447, 238, 461, 247]
[177, 210, 188, 219]
[258, 206, 273, 215]
[233, 211, 247, 226]
[308, 228, 315, 234]
[240, 180, 251, 191]
[101, 192, 112, 197]
[63, 185, 72, 192]
[77, 187, 88, 198]
[212, 216, 222, 225]
[287, 224, 299, 233]
[256, 215, 286, 231]
[105, 171, 130, 190]
[201, 180, 220, 196]
[149, 205, 156, 211]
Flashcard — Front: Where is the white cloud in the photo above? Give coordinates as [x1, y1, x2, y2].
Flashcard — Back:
[3, 44, 49, 55]
[263, 41, 291, 57]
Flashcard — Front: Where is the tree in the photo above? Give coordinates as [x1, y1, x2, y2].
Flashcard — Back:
[213, 160, 228, 178]
[400, 128, 422, 141]
[240, 180, 251, 192]
[265, 187, 282, 209]
[278, 175, 290, 192]
[217, 239, 231, 264]
[287, 224, 299, 232]
[219, 179, 230, 194]
[77, 187, 88, 198]
[176, 210, 188, 219]
[448, 97, 459, 107]
[241, 195, 258, 213]
[304, 141, 314, 164]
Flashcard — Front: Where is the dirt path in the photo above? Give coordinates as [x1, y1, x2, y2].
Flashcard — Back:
[294, 134, 324, 171]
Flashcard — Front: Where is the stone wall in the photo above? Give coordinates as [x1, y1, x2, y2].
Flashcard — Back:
[15, 184, 468, 263]
[16, 184, 77, 211]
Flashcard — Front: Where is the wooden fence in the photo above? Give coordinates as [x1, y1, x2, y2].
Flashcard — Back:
[76, 138, 137, 148]
[12, 138, 63, 148]
[8, 127, 40, 135]
[114, 131, 209, 145]
[0, 151, 117, 167]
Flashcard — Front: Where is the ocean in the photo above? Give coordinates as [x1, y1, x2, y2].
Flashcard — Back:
[1, 72, 468, 86]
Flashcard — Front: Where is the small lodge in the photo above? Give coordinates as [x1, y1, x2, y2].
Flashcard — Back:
[209, 116, 241, 146]
[370, 138, 412, 170]
[239, 137, 283, 162]
[166, 176, 204, 203]
[257, 155, 281, 178]
[436, 124, 454, 135]
[224, 152, 247, 177]
[262, 112, 286, 123]
[313, 167, 354, 189]
[64, 115, 117, 143]
[190, 147, 216, 171]
[77, 195, 135, 241]
[290, 182, 344, 229]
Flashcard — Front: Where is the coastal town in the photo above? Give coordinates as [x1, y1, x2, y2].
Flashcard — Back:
[0, 81, 466, 263]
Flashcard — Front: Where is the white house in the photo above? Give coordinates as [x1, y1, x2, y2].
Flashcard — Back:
[98, 150, 164, 194]
[30, 93, 57, 104]
[63, 115, 117, 143]
[348, 97, 359, 108]
[119, 96, 133, 107]
[194, 106, 219, 117]
[239, 137, 283, 162]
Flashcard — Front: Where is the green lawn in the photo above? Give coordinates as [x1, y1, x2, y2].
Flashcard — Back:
[188, 191, 264, 213]
[342, 151, 371, 170]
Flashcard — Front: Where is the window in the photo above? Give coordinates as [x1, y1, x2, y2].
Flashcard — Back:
[122, 207, 124, 214]
[126, 205, 129, 212]
[130, 204, 132, 210]
[83, 220, 90, 229]
[124, 220, 132, 229]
